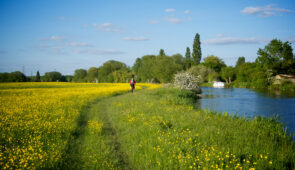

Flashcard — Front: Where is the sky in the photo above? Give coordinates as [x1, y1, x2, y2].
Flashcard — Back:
[0, 0, 295, 75]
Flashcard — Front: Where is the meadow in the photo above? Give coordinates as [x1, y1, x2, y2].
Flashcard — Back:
[0, 83, 294, 169]
[0, 82, 159, 169]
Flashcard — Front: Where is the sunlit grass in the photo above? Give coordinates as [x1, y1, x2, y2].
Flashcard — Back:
[106, 87, 295, 169]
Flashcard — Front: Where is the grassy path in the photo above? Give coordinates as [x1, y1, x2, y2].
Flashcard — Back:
[55, 98, 103, 169]
[57, 87, 295, 169]
[55, 92, 134, 169]
[98, 97, 131, 169]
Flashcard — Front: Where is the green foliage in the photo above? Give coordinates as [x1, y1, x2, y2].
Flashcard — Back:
[135, 55, 183, 83]
[73, 69, 87, 82]
[234, 63, 268, 88]
[132, 58, 142, 80]
[192, 33, 202, 65]
[171, 53, 185, 69]
[235, 56, 245, 68]
[87, 67, 99, 83]
[188, 65, 217, 83]
[256, 39, 294, 74]
[153, 55, 183, 83]
[42, 71, 63, 82]
[221, 66, 236, 84]
[185, 47, 192, 70]
[98, 60, 129, 83]
[0, 71, 27, 82]
[112, 69, 131, 83]
[64, 75, 73, 82]
[136, 55, 157, 82]
[159, 49, 165, 56]
[36, 71, 41, 82]
[203, 55, 226, 73]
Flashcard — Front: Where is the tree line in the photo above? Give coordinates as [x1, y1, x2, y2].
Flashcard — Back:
[1, 34, 294, 89]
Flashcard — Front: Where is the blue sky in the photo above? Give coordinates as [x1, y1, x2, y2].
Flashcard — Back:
[0, 0, 294, 75]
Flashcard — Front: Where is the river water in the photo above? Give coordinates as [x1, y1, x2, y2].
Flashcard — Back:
[198, 87, 295, 133]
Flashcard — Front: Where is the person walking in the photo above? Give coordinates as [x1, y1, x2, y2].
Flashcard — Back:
[129, 77, 136, 93]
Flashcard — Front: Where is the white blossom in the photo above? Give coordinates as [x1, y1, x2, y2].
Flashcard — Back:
[174, 72, 201, 93]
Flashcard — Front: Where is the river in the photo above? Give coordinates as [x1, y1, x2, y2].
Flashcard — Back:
[198, 87, 295, 133]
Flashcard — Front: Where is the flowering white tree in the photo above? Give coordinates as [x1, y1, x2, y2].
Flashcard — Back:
[174, 72, 201, 93]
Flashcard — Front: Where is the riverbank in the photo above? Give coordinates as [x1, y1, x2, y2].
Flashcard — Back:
[92, 87, 295, 169]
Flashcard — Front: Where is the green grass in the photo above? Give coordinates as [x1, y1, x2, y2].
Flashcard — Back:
[98, 87, 295, 169]
[200, 82, 213, 87]
[52, 87, 295, 169]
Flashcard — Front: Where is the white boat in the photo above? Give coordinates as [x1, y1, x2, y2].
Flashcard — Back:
[213, 81, 225, 88]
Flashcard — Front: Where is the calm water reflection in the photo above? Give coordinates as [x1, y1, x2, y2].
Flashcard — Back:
[199, 87, 295, 133]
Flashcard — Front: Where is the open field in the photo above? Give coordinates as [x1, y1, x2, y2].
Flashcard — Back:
[0, 82, 159, 169]
[0, 83, 294, 169]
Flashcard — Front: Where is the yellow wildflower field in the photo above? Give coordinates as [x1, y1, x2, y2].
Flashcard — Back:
[0, 82, 160, 169]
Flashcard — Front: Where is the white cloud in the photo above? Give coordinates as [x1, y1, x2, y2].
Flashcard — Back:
[165, 8, 176, 13]
[149, 20, 160, 24]
[203, 36, 267, 45]
[39, 36, 66, 41]
[93, 23, 122, 33]
[184, 10, 190, 14]
[289, 38, 295, 43]
[66, 42, 93, 47]
[241, 4, 292, 17]
[166, 17, 182, 24]
[73, 49, 125, 55]
[123, 37, 150, 41]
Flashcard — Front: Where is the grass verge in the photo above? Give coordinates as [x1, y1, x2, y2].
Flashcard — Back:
[102, 87, 295, 169]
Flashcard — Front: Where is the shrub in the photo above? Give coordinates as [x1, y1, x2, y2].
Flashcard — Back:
[174, 72, 201, 93]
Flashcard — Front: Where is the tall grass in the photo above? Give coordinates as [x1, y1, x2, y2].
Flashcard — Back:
[104, 87, 295, 169]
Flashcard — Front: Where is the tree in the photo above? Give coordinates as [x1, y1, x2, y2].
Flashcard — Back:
[0, 73, 10, 82]
[87, 67, 99, 83]
[98, 60, 129, 82]
[153, 55, 183, 83]
[159, 49, 165, 56]
[256, 39, 294, 74]
[221, 66, 235, 84]
[136, 55, 157, 82]
[188, 65, 217, 83]
[203, 55, 226, 73]
[42, 71, 62, 82]
[36, 71, 41, 82]
[281, 41, 295, 74]
[235, 62, 268, 88]
[235, 57, 245, 68]
[174, 72, 201, 94]
[73, 69, 87, 82]
[64, 75, 73, 82]
[171, 53, 184, 68]
[113, 69, 131, 83]
[8, 71, 27, 82]
[185, 47, 192, 70]
[192, 33, 202, 65]
[132, 58, 142, 73]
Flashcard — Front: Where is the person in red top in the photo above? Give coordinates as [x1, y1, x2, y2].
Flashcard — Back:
[129, 77, 136, 93]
